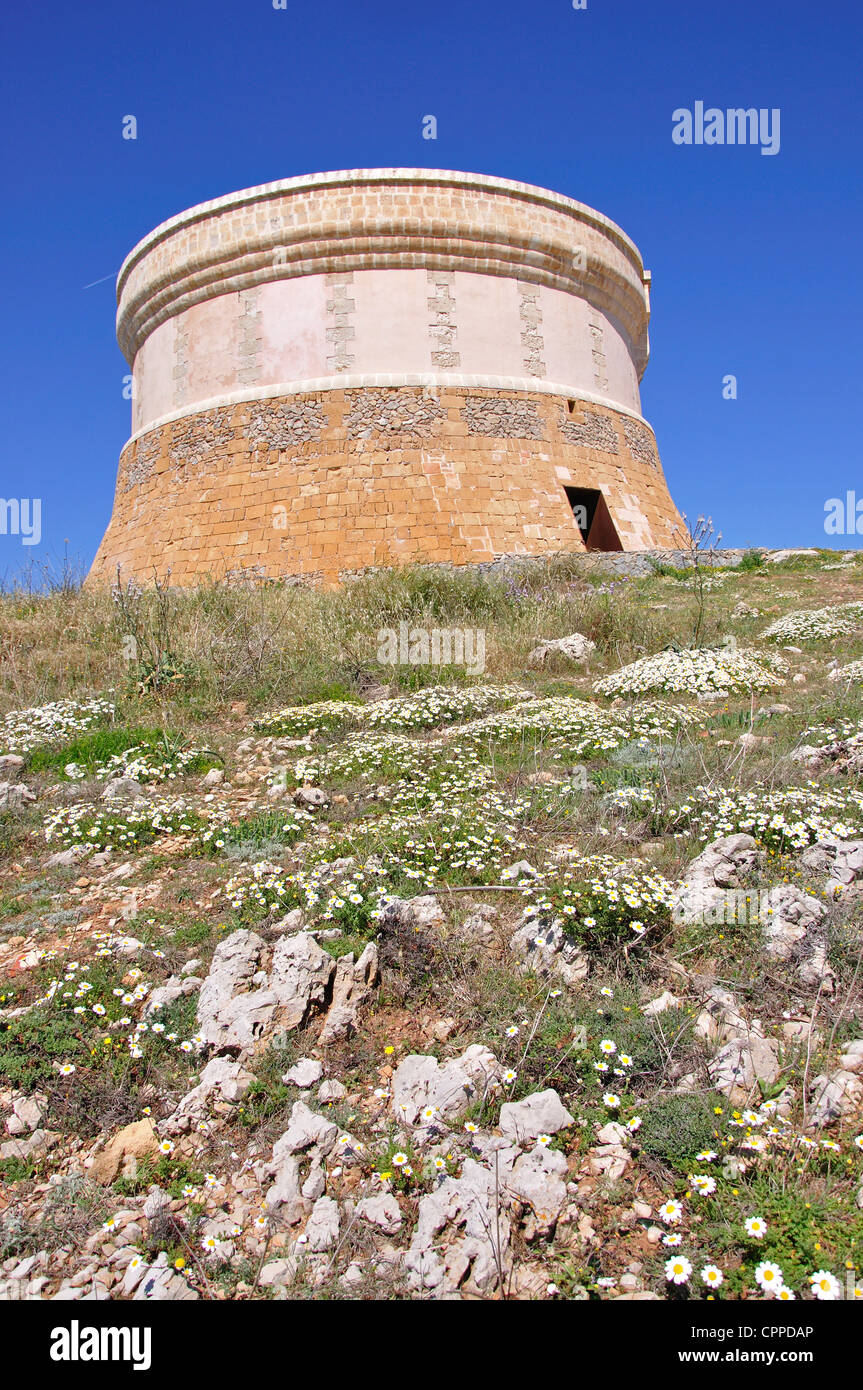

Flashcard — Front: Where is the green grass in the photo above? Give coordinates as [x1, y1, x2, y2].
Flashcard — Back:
[27, 726, 163, 774]
[688, 1168, 863, 1299]
[169, 919, 217, 948]
[0, 1005, 92, 1089]
[27, 725, 221, 779]
[114, 1153, 205, 1200]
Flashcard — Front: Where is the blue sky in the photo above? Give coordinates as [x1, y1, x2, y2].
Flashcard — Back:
[1, 0, 861, 577]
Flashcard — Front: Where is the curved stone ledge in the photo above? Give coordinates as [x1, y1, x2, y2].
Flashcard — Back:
[116, 169, 651, 379]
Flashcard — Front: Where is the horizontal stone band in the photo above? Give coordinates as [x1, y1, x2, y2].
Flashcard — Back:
[123, 377, 656, 450]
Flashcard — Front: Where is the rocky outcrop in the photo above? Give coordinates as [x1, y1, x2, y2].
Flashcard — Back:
[391, 1046, 501, 1125]
[195, 929, 378, 1054]
[671, 834, 760, 926]
[509, 912, 588, 988]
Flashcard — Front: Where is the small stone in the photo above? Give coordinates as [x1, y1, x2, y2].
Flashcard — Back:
[293, 785, 329, 809]
[283, 1058, 324, 1089]
[303, 1196, 340, 1252]
[501, 859, 539, 882]
[101, 777, 144, 802]
[317, 1079, 347, 1103]
[378, 895, 443, 930]
[46, 846, 88, 868]
[528, 633, 596, 666]
[498, 1089, 574, 1145]
[0, 781, 36, 810]
[643, 991, 680, 1016]
[356, 1192, 402, 1235]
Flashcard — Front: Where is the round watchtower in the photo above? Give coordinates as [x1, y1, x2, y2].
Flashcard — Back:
[89, 168, 683, 584]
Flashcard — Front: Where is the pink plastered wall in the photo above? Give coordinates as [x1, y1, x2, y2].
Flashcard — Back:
[130, 268, 643, 432]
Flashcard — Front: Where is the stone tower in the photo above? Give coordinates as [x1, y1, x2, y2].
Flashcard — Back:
[89, 169, 684, 585]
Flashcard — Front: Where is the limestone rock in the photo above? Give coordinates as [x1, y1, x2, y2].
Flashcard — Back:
[143, 974, 200, 1017]
[161, 1057, 255, 1134]
[671, 834, 760, 925]
[766, 548, 818, 563]
[283, 1058, 324, 1088]
[5, 1094, 44, 1135]
[694, 985, 748, 1044]
[266, 1102, 338, 1216]
[293, 785, 329, 809]
[259, 1258, 298, 1287]
[391, 1045, 500, 1124]
[318, 941, 378, 1045]
[509, 913, 588, 988]
[404, 1158, 511, 1295]
[100, 777, 144, 802]
[317, 1078, 347, 1103]
[91, 1120, 160, 1183]
[528, 633, 596, 666]
[758, 884, 834, 991]
[504, 1145, 568, 1232]
[587, 1143, 631, 1180]
[498, 1089, 574, 1146]
[596, 1120, 629, 1146]
[808, 1069, 863, 1127]
[501, 859, 539, 882]
[801, 837, 863, 889]
[271, 907, 307, 935]
[45, 845, 88, 868]
[0, 1128, 59, 1161]
[0, 781, 36, 810]
[709, 1032, 780, 1101]
[643, 990, 681, 1017]
[838, 1039, 863, 1074]
[196, 929, 277, 1050]
[760, 884, 825, 957]
[273, 1101, 338, 1158]
[132, 1253, 199, 1301]
[458, 904, 497, 942]
[378, 894, 444, 930]
[684, 834, 760, 887]
[304, 1195, 340, 1251]
[356, 1192, 403, 1235]
[269, 931, 336, 1032]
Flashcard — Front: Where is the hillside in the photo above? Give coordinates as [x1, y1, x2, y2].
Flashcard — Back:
[1, 548, 862, 1303]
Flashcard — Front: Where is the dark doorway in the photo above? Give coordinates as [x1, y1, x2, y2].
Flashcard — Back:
[563, 486, 623, 551]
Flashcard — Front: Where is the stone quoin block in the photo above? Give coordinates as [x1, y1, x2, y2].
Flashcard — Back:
[88, 168, 684, 586]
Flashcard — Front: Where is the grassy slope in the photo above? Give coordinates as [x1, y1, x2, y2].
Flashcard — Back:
[1, 551, 862, 1301]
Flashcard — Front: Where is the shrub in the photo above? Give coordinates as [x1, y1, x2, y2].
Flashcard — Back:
[637, 1093, 723, 1170]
